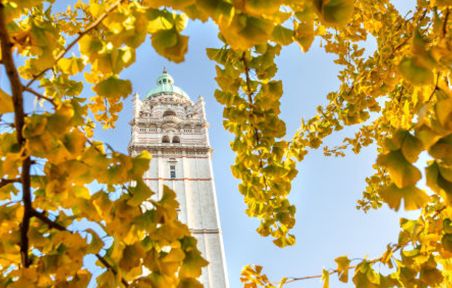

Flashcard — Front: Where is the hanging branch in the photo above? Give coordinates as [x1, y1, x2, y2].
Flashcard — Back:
[0, 3, 33, 268]
[32, 209, 130, 287]
[25, 0, 124, 88]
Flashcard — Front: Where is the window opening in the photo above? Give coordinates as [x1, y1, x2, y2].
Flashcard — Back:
[170, 165, 176, 179]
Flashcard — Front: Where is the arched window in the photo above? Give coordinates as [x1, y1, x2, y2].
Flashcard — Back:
[163, 110, 176, 117]
[172, 136, 180, 143]
[162, 135, 170, 143]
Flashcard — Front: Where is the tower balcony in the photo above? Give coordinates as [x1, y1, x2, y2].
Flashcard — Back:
[162, 114, 180, 123]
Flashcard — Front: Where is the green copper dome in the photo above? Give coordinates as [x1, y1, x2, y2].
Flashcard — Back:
[145, 68, 189, 99]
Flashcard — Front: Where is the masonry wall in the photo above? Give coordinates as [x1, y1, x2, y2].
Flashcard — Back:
[130, 89, 229, 288]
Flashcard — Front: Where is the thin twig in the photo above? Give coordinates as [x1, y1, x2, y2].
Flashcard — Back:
[443, 8, 450, 36]
[22, 86, 57, 107]
[95, 253, 130, 287]
[0, 3, 33, 268]
[31, 210, 66, 231]
[285, 244, 402, 284]
[25, 0, 123, 88]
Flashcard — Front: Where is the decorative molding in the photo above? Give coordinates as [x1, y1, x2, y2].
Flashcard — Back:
[190, 228, 220, 234]
[143, 177, 212, 181]
[129, 145, 211, 155]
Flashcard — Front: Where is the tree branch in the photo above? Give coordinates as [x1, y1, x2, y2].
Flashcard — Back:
[25, 0, 123, 88]
[22, 86, 57, 107]
[0, 178, 21, 189]
[285, 244, 402, 284]
[32, 209, 129, 287]
[443, 8, 449, 36]
[31, 210, 66, 231]
[0, 3, 33, 268]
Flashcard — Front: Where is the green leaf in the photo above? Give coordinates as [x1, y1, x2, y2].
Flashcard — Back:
[271, 25, 293, 46]
[94, 76, 132, 99]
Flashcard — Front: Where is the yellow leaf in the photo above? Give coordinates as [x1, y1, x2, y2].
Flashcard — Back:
[0, 88, 14, 113]
[335, 256, 351, 282]
[58, 57, 85, 75]
[379, 184, 429, 211]
[47, 103, 75, 134]
[436, 98, 452, 130]
[399, 56, 433, 85]
[401, 132, 424, 163]
[220, 14, 274, 50]
[321, 269, 330, 288]
[151, 29, 188, 63]
[314, 0, 354, 26]
[294, 19, 314, 52]
[377, 150, 421, 188]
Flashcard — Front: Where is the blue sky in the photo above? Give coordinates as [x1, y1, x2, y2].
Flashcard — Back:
[0, 1, 417, 287]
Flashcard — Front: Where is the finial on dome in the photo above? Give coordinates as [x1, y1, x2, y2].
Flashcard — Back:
[163, 66, 167, 74]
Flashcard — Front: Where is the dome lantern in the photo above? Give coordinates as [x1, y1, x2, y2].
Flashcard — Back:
[146, 68, 189, 99]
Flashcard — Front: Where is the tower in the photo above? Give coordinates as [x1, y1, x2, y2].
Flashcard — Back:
[128, 69, 229, 287]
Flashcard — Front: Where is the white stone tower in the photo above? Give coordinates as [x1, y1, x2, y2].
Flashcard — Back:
[128, 69, 229, 287]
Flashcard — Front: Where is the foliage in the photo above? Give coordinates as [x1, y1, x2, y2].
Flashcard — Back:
[0, 0, 451, 287]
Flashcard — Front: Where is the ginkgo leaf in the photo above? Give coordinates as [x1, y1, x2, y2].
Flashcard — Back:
[179, 249, 208, 278]
[379, 184, 429, 211]
[442, 234, 452, 252]
[314, 0, 354, 26]
[429, 136, 452, 162]
[435, 98, 452, 130]
[294, 19, 314, 52]
[244, 0, 282, 16]
[377, 150, 421, 188]
[426, 161, 452, 204]
[271, 25, 293, 46]
[47, 103, 74, 134]
[151, 29, 188, 63]
[335, 256, 351, 282]
[399, 56, 433, 85]
[401, 132, 424, 163]
[0, 88, 14, 113]
[127, 179, 153, 207]
[94, 76, 132, 99]
[321, 269, 330, 288]
[58, 57, 85, 75]
[220, 14, 274, 50]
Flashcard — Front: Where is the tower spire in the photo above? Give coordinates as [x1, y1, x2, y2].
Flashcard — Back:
[162, 66, 167, 74]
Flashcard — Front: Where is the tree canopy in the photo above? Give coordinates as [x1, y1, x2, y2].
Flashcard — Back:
[0, 0, 451, 287]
